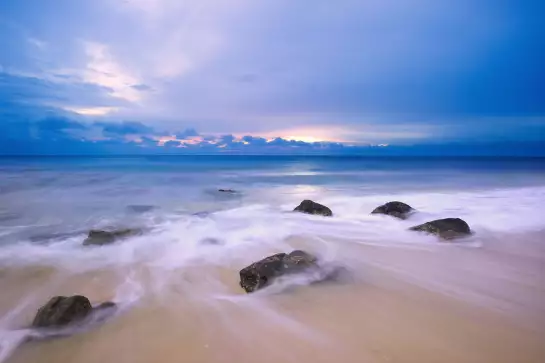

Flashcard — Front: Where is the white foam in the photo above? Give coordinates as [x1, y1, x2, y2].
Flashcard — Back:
[0, 186, 544, 270]
[0, 185, 544, 350]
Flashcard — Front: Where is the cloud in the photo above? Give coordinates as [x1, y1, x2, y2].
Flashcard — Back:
[1, 0, 544, 153]
[27, 37, 47, 50]
[63, 106, 119, 116]
[0, 109, 543, 156]
[81, 41, 143, 103]
[0, 70, 127, 115]
[95, 121, 156, 136]
[175, 128, 199, 139]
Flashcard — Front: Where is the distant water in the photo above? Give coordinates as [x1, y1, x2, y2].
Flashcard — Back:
[1, 156, 544, 242]
[0, 156, 544, 363]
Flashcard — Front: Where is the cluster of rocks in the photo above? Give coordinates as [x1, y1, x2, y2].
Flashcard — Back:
[77, 198, 471, 299]
[235, 199, 472, 294]
[24, 195, 473, 348]
[293, 199, 471, 240]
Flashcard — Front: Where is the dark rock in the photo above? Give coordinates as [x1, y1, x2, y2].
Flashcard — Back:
[83, 228, 142, 246]
[371, 201, 414, 219]
[218, 189, 236, 193]
[27, 297, 117, 342]
[239, 250, 319, 293]
[32, 296, 92, 328]
[294, 200, 333, 217]
[409, 218, 471, 240]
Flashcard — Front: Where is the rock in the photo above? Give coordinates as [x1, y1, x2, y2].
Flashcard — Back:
[83, 228, 142, 246]
[239, 250, 318, 293]
[371, 201, 414, 219]
[32, 296, 93, 328]
[192, 211, 211, 218]
[409, 218, 471, 240]
[218, 189, 236, 193]
[200, 237, 223, 246]
[293, 200, 333, 217]
[126, 205, 155, 213]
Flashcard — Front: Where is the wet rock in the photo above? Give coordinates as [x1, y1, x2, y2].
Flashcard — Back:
[239, 250, 319, 293]
[294, 200, 333, 217]
[32, 296, 93, 328]
[371, 201, 414, 219]
[409, 218, 471, 240]
[27, 297, 117, 342]
[83, 228, 142, 246]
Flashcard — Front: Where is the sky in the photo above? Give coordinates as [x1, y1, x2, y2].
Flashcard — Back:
[0, 0, 544, 155]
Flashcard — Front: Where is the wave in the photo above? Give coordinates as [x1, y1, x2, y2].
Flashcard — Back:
[1, 185, 544, 269]
[0, 185, 544, 362]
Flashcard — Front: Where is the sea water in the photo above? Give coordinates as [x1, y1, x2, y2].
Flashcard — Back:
[0, 156, 544, 363]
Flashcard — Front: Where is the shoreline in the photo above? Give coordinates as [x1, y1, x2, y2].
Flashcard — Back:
[1, 230, 544, 363]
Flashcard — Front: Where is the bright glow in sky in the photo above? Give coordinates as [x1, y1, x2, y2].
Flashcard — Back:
[0, 0, 544, 154]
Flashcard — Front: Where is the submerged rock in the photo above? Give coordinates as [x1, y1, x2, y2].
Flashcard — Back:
[83, 228, 142, 246]
[239, 250, 319, 293]
[218, 189, 236, 193]
[94, 302, 117, 310]
[371, 201, 414, 219]
[200, 237, 223, 246]
[409, 218, 471, 240]
[293, 200, 333, 217]
[32, 296, 93, 328]
[126, 205, 155, 213]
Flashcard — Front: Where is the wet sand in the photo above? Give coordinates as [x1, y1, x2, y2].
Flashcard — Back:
[1, 231, 545, 363]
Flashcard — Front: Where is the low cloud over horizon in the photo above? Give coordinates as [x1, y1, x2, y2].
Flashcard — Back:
[1, 0, 544, 155]
[1, 113, 542, 156]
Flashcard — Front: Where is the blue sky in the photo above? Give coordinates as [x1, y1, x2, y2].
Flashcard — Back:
[0, 0, 544, 155]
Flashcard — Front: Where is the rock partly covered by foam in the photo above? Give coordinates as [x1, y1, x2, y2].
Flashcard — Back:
[409, 218, 471, 240]
[32, 296, 93, 328]
[294, 200, 333, 217]
[31, 295, 117, 333]
[239, 250, 319, 293]
[371, 201, 414, 219]
[83, 228, 142, 246]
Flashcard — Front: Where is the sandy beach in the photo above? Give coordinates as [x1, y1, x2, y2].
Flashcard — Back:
[2, 229, 544, 363]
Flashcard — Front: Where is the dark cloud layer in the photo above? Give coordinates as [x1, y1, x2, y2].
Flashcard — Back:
[0, 110, 542, 156]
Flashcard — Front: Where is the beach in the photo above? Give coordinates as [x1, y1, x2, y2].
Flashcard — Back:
[0, 156, 544, 362]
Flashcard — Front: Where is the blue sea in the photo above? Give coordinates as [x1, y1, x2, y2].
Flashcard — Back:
[0, 156, 544, 362]
[1, 156, 544, 241]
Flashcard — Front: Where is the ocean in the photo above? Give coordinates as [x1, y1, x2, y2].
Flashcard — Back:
[0, 156, 544, 363]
